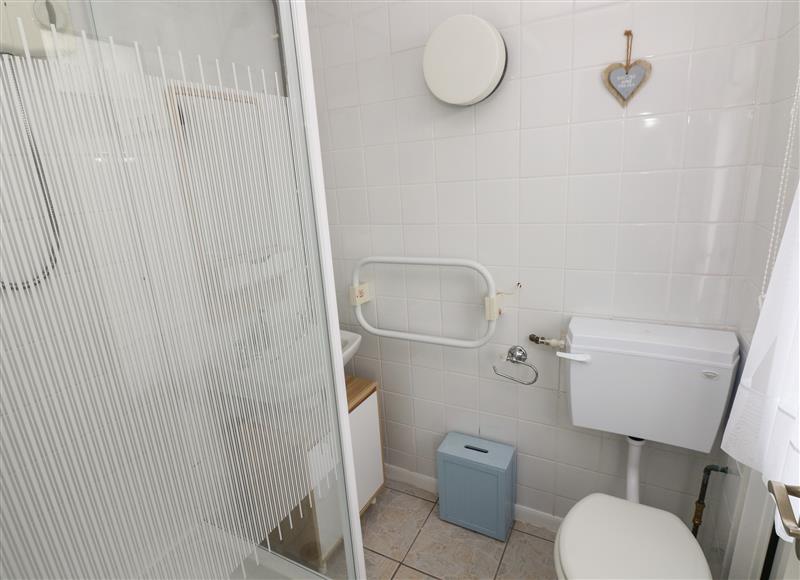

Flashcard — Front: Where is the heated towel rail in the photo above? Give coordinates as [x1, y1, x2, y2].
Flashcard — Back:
[350, 256, 500, 349]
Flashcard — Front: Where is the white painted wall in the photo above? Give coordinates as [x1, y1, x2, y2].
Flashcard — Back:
[307, 0, 798, 571]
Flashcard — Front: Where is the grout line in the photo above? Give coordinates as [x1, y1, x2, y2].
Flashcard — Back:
[493, 532, 511, 580]
[512, 524, 556, 544]
[398, 500, 436, 565]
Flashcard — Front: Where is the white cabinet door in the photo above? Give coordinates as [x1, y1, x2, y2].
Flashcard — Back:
[349, 392, 383, 510]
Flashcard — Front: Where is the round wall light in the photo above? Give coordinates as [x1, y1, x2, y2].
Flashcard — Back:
[423, 15, 507, 106]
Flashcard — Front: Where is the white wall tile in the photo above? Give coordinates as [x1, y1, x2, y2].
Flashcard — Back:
[521, 0, 573, 23]
[361, 101, 397, 145]
[521, 125, 570, 177]
[476, 79, 521, 133]
[632, 1, 694, 57]
[473, 0, 521, 29]
[612, 273, 670, 319]
[570, 120, 623, 174]
[401, 184, 436, 224]
[320, 20, 356, 67]
[403, 225, 438, 256]
[368, 185, 402, 224]
[386, 421, 416, 455]
[434, 103, 475, 138]
[518, 386, 558, 425]
[693, 1, 767, 50]
[521, 72, 572, 128]
[518, 268, 564, 311]
[563, 270, 614, 314]
[337, 188, 370, 224]
[439, 225, 478, 259]
[567, 174, 621, 223]
[445, 405, 479, 435]
[396, 96, 436, 142]
[478, 412, 518, 446]
[684, 108, 754, 168]
[520, 16, 573, 77]
[623, 114, 685, 171]
[689, 44, 759, 110]
[571, 66, 623, 123]
[329, 106, 363, 148]
[626, 54, 690, 117]
[518, 454, 557, 492]
[357, 55, 394, 103]
[620, 171, 679, 223]
[398, 141, 435, 184]
[325, 63, 359, 108]
[478, 224, 519, 266]
[678, 167, 747, 222]
[413, 398, 445, 433]
[565, 224, 617, 270]
[333, 148, 365, 187]
[673, 224, 738, 275]
[572, 3, 633, 68]
[436, 136, 476, 181]
[519, 224, 565, 268]
[392, 48, 427, 98]
[519, 177, 568, 223]
[353, 2, 391, 61]
[384, 391, 414, 423]
[437, 181, 476, 223]
[615, 224, 674, 273]
[389, 1, 429, 52]
[477, 179, 519, 223]
[371, 225, 404, 256]
[669, 275, 731, 325]
[364, 144, 399, 186]
[476, 131, 521, 179]
[415, 428, 445, 459]
[518, 420, 557, 460]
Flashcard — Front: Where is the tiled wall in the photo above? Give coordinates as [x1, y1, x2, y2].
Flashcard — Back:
[712, 1, 799, 574]
[307, 0, 791, 541]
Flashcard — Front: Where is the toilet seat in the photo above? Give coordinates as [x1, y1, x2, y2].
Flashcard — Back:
[555, 493, 711, 579]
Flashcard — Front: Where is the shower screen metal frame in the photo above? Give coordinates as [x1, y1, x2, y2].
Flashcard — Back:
[283, 2, 367, 578]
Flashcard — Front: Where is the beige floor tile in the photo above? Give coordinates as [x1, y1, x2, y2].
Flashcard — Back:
[496, 530, 556, 580]
[365, 549, 400, 580]
[393, 564, 438, 579]
[513, 520, 557, 542]
[325, 547, 400, 579]
[403, 508, 505, 579]
[362, 488, 435, 560]
[385, 479, 439, 502]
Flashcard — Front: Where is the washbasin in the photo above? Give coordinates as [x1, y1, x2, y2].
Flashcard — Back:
[340, 329, 362, 365]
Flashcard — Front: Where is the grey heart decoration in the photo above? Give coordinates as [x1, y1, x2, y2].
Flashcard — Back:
[602, 59, 652, 106]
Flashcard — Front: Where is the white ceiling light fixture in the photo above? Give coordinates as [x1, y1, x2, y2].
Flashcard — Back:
[423, 14, 507, 106]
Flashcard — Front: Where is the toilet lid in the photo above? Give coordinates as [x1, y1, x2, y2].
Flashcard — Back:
[557, 494, 711, 579]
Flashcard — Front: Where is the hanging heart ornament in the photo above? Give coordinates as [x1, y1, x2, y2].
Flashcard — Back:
[602, 30, 651, 106]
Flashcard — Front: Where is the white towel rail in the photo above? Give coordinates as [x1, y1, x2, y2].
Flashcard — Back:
[350, 256, 499, 349]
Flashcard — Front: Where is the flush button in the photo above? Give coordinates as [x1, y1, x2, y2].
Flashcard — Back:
[702, 370, 719, 379]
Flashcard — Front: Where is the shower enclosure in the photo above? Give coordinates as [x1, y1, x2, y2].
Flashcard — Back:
[0, 1, 365, 578]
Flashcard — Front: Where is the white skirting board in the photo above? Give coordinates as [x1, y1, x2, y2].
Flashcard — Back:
[383, 463, 563, 534]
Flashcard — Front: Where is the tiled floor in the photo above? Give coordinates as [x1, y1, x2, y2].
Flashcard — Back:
[350, 480, 558, 580]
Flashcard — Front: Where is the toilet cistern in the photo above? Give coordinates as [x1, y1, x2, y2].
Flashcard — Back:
[559, 317, 740, 502]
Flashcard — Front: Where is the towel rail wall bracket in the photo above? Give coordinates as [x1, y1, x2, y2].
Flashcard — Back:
[350, 256, 499, 349]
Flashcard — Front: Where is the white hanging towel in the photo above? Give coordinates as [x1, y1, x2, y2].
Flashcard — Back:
[721, 189, 799, 541]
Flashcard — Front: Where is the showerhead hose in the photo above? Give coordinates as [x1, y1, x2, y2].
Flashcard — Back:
[1, 55, 60, 291]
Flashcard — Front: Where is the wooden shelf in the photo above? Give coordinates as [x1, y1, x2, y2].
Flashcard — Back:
[345, 375, 378, 413]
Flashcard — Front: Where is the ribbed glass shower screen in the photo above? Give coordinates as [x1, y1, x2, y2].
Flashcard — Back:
[0, 2, 359, 578]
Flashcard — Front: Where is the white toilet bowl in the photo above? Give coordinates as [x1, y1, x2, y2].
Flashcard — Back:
[554, 493, 711, 580]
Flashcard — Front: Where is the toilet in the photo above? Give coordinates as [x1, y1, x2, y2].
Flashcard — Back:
[554, 318, 740, 580]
